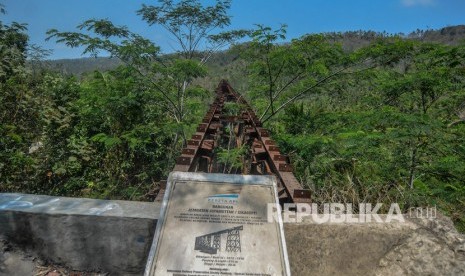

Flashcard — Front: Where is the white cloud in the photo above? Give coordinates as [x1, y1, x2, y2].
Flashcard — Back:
[401, 0, 435, 7]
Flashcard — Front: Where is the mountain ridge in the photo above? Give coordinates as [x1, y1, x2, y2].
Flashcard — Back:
[42, 25, 465, 77]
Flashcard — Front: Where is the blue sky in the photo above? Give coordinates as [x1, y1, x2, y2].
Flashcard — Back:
[1, 0, 464, 59]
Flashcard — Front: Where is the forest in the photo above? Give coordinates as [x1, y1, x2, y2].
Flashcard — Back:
[1, 0, 464, 232]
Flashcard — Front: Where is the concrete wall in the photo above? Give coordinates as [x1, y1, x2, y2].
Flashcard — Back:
[1, 193, 464, 275]
[0, 193, 160, 275]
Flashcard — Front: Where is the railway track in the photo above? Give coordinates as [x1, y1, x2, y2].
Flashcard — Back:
[155, 80, 311, 204]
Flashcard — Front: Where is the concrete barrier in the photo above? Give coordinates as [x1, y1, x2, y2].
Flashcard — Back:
[0, 193, 160, 275]
[1, 193, 464, 275]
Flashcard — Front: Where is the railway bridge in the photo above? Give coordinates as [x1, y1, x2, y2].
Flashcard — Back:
[155, 80, 311, 205]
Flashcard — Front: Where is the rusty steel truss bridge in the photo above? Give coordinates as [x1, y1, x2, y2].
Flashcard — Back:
[194, 225, 243, 255]
[155, 80, 311, 204]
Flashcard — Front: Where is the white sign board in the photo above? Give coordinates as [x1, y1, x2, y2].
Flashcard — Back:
[145, 172, 290, 276]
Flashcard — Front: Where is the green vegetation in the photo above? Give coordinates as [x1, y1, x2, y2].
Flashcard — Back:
[0, 1, 464, 231]
[246, 31, 465, 231]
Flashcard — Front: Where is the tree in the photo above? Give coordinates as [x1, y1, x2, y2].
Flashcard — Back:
[244, 25, 371, 123]
[42, 0, 250, 196]
[0, 4, 43, 192]
[27, 44, 53, 76]
[375, 41, 465, 189]
[46, 0, 247, 136]
[0, 3, 30, 128]
[0, 13, 28, 81]
[138, 0, 248, 62]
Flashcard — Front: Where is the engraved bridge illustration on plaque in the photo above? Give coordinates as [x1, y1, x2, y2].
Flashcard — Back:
[194, 225, 243, 255]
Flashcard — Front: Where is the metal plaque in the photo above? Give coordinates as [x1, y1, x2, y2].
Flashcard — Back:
[145, 172, 290, 276]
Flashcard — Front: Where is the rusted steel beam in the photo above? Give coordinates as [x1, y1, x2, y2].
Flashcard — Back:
[182, 148, 195, 155]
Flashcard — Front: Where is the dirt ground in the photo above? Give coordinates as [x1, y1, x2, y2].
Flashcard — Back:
[0, 240, 106, 276]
